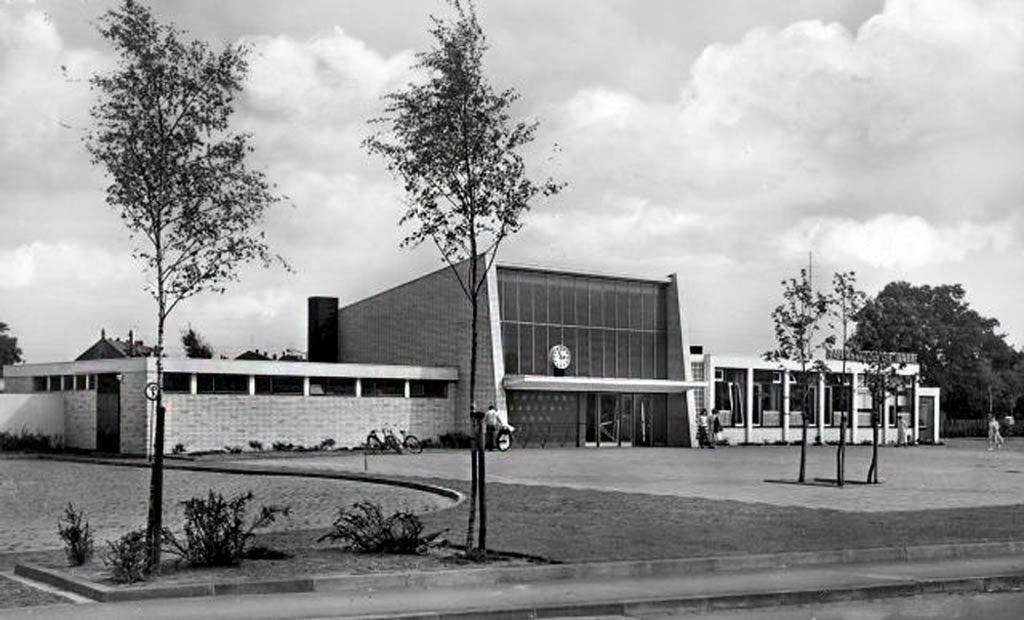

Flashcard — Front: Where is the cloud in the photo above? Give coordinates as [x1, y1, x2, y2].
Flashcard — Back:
[779, 214, 1015, 270]
[0, 241, 135, 290]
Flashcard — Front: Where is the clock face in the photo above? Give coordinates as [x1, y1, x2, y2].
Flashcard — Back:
[549, 344, 572, 370]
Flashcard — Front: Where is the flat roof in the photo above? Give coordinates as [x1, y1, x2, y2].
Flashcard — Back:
[3, 358, 458, 381]
[496, 262, 672, 285]
[503, 375, 704, 393]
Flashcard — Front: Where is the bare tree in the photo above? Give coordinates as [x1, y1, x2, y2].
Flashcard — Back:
[363, 0, 562, 556]
[86, 0, 286, 570]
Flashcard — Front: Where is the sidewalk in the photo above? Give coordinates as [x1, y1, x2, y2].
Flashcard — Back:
[6, 554, 1024, 619]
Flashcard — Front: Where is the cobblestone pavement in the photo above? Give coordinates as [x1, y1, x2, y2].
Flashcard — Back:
[228, 439, 1024, 512]
[0, 459, 454, 553]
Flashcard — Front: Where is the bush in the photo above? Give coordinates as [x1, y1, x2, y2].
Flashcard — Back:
[438, 432, 472, 449]
[224, 445, 243, 455]
[271, 441, 294, 452]
[104, 529, 149, 584]
[248, 440, 263, 451]
[171, 443, 186, 455]
[162, 490, 290, 567]
[318, 502, 442, 555]
[0, 429, 61, 452]
[319, 437, 336, 451]
[57, 503, 94, 566]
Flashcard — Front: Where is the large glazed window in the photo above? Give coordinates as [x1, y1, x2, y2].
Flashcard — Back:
[197, 373, 249, 394]
[497, 268, 668, 379]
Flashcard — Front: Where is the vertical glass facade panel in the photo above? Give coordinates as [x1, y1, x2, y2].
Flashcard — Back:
[497, 268, 669, 379]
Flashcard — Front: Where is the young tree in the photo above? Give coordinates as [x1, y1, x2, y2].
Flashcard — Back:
[181, 326, 214, 359]
[86, 0, 286, 571]
[765, 268, 833, 483]
[828, 272, 867, 487]
[860, 351, 907, 484]
[0, 322, 23, 372]
[363, 0, 562, 556]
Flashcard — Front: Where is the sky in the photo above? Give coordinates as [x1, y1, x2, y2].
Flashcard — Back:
[1, 0, 1022, 363]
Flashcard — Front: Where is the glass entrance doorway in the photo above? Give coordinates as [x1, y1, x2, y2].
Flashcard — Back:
[585, 393, 659, 447]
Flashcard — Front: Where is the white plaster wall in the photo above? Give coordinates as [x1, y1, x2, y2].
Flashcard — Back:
[0, 393, 64, 437]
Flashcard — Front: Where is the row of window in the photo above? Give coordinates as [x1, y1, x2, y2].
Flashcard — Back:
[501, 323, 668, 379]
[29, 374, 448, 399]
[33, 375, 94, 391]
[497, 269, 669, 331]
[713, 368, 913, 428]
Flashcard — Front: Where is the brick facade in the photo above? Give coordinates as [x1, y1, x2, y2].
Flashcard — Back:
[63, 390, 97, 450]
[162, 393, 453, 453]
[338, 261, 495, 433]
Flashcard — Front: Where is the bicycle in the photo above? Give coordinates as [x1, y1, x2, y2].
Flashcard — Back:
[495, 425, 515, 452]
[365, 425, 422, 454]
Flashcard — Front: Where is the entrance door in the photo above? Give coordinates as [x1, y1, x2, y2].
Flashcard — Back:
[598, 393, 618, 446]
[96, 373, 120, 453]
[919, 396, 934, 438]
[586, 393, 633, 447]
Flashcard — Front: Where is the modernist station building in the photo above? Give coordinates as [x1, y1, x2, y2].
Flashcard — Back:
[1, 262, 940, 454]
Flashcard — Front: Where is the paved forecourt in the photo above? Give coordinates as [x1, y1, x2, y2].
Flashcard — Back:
[230, 440, 1024, 512]
[0, 459, 454, 554]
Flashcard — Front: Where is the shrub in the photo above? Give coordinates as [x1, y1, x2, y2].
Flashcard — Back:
[224, 445, 243, 455]
[438, 432, 472, 449]
[162, 490, 290, 567]
[104, 529, 149, 584]
[271, 441, 294, 452]
[0, 429, 61, 452]
[319, 437, 336, 451]
[248, 440, 263, 451]
[58, 503, 94, 566]
[318, 502, 442, 555]
[171, 443, 186, 455]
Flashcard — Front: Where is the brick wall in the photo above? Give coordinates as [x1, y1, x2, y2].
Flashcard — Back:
[118, 370, 152, 454]
[338, 261, 496, 434]
[64, 390, 96, 450]
[3, 377, 33, 393]
[162, 393, 454, 454]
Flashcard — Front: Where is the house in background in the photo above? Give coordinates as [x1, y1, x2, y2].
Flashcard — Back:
[76, 329, 154, 361]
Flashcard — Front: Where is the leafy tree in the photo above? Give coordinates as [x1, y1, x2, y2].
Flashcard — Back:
[0, 322, 23, 374]
[852, 282, 1021, 419]
[859, 351, 908, 484]
[765, 268, 833, 483]
[86, 0, 286, 571]
[181, 326, 214, 359]
[364, 0, 562, 556]
[828, 272, 866, 487]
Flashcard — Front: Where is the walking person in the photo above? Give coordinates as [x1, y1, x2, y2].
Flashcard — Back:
[484, 405, 500, 451]
[988, 413, 1004, 451]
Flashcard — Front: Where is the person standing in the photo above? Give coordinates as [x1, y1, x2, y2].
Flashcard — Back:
[897, 416, 907, 447]
[712, 411, 723, 448]
[697, 409, 710, 448]
[484, 405, 500, 451]
[988, 414, 1005, 451]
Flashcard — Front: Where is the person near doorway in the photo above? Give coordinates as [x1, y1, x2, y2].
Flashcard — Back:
[712, 411, 723, 448]
[897, 416, 907, 447]
[697, 409, 711, 448]
[484, 405, 500, 451]
[988, 414, 1004, 451]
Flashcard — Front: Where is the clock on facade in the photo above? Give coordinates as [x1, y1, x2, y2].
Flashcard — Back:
[549, 344, 572, 370]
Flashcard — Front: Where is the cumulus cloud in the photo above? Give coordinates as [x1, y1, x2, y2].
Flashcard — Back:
[780, 214, 1015, 270]
[0, 241, 135, 290]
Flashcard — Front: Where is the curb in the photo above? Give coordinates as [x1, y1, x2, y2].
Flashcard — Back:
[364, 573, 1024, 620]
[16, 538, 1024, 604]
[24, 453, 464, 504]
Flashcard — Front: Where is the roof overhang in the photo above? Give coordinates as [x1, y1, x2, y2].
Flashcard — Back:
[503, 375, 706, 394]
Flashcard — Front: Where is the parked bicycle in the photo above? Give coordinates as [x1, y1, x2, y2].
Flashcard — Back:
[365, 424, 422, 454]
[495, 424, 515, 452]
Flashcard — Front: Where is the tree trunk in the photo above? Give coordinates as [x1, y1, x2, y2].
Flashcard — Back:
[798, 388, 808, 483]
[868, 405, 879, 484]
[464, 258, 484, 556]
[837, 376, 847, 487]
[477, 415, 487, 556]
[146, 306, 166, 572]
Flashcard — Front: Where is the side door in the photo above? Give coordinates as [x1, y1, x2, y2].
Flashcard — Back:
[96, 373, 121, 453]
